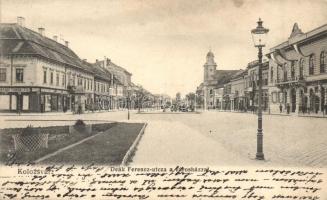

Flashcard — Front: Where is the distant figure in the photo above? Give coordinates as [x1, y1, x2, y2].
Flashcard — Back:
[279, 104, 283, 113]
[78, 104, 82, 115]
[286, 103, 290, 114]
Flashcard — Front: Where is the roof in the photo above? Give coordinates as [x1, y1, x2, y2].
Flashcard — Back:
[269, 23, 327, 53]
[91, 62, 125, 85]
[96, 59, 132, 76]
[0, 23, 92, 73]
[212, 70, 241, 87]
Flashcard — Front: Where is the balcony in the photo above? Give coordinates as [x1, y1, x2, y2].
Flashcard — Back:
[276, 76, 305, 88]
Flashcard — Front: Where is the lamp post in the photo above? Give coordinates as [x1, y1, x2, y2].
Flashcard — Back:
[251, 18, 269, 160]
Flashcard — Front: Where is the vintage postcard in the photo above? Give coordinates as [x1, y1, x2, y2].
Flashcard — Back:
[0, 0, 327, 199]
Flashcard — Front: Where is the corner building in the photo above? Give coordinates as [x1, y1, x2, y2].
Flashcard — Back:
[0, 22, 94, 113]
[267, 23, 327, 114]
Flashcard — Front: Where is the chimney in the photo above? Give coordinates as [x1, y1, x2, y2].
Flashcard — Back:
[65, 41, 69, 47]
[107, 58, 111, 65]
[38, 27, 45, 36]
[95, 59, 98, 63]
[17, 16, 25, 27]
[53, 35, 58, 42]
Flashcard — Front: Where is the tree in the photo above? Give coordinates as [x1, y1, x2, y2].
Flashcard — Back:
[185, 92, 196, 106]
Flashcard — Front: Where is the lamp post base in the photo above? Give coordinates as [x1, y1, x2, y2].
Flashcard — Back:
[256, 152, 265, 160]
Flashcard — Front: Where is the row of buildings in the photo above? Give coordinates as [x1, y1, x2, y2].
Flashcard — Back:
[196, 22, 327, 115]
[0, 17, 169, 113]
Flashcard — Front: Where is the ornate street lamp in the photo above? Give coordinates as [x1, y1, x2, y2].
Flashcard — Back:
[251, 18, 269, 160]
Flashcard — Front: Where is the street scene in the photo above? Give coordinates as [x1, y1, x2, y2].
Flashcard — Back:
[0, 0, 326, 168]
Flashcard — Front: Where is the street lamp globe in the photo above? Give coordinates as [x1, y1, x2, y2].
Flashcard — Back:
[251, 18, 269, 48]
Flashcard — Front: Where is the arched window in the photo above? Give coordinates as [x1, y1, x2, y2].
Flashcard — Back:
[309, 54, 315, 75]
[291, 61, 295, 79]
[283, 63, 288, 81]
[270, 67, 274, 83]
[320, 51, 326, 73]
[299, 58, 304, 79]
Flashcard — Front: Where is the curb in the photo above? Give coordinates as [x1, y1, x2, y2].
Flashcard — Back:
[121, 123, 148, 166]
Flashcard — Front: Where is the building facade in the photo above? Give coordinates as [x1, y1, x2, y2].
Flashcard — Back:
[0, 17, 153, 113]
[267, 23, 327, 114]
[0, 22, 95, 113]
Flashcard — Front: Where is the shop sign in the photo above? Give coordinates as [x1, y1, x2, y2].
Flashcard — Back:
[0, 87, 30, 93]
[41, 88, 67, 94]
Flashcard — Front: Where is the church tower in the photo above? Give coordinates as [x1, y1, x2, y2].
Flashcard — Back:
[204, 50, 217, 83]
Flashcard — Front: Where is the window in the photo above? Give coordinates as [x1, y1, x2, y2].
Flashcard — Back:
[72, 75, 75, 86]
[309, 54, 315, 75]
[56, 73, 59, 86]
[62, 74, 65, 86]
[16, 68, 24, 82]
[320, 51, 326, 73]
[43, 70, 47, 83]
[0, 68, 6, 82]
[283, 63, 288, 81]
[299, 59, 304, 79]
[270, 67, 273, 83]
[291, 61, 295, 79]
[50, 71, 54, 84]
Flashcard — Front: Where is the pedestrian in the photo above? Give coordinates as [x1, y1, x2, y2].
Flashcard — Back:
[279, 104, 282, 113]
[286, 103, 290, 114]
[78, 104, 82, 115]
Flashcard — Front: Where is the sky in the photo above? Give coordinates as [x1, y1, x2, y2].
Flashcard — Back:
[1, 0, 327, 97]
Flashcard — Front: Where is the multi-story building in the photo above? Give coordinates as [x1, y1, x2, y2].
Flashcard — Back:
[243, 60, 269, 112]
[0, 17, 149, 113]
[230, 70, 246, 111]
[95, 58, 132, 109]
[267, 23, 327, 114]
[0, 18, 95, 113]
[196, 50, 240, 110]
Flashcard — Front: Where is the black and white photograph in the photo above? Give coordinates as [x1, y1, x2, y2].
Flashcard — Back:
[0, 0, 327, 199]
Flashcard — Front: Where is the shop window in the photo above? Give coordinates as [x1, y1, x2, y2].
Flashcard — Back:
[16, 68, 24, 83]
[320, 51, 326, 73]
[0, 68, 6, 82]
[272, 92, 277, 103]
[309, 54, 315, 75]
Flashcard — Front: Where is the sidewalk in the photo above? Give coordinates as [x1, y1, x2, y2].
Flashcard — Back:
[205, 109, 327, 118]
[131, 120, 255, 166]
[0, 109, 125, 116]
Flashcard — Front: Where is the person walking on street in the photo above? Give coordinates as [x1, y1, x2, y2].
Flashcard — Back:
[279, 104, 283, 113]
